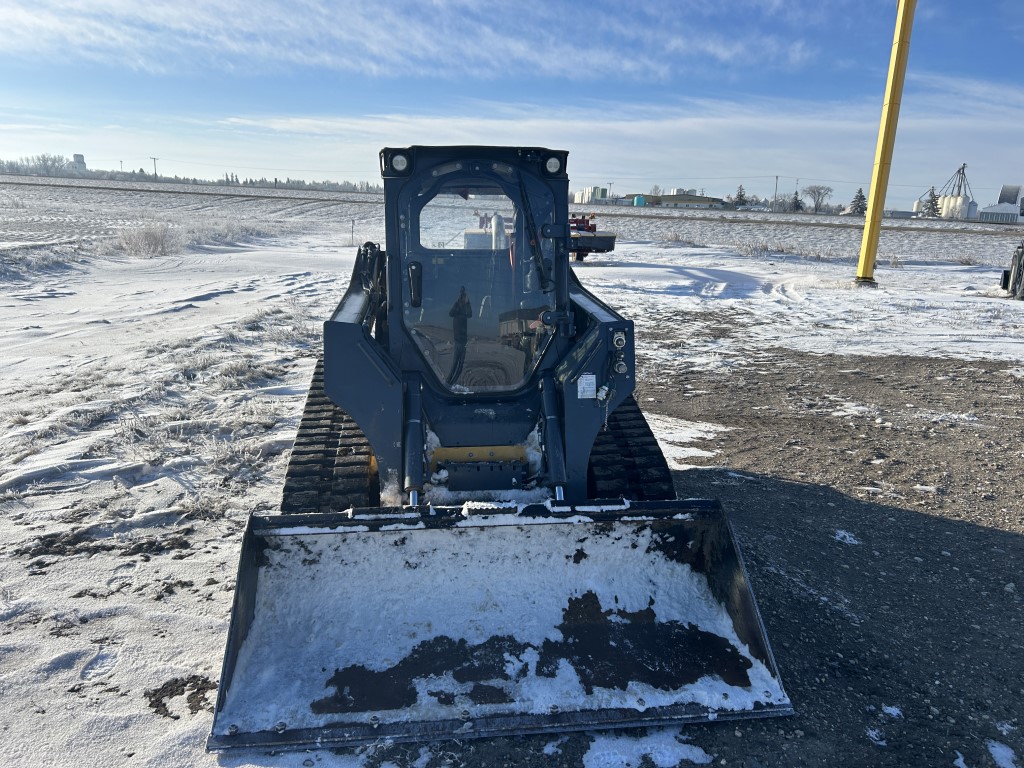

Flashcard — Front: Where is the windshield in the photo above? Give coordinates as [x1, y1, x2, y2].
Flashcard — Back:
[400, 169, 556, 393]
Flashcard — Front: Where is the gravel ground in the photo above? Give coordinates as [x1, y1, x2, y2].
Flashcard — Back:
[640, 348, 1024, 767]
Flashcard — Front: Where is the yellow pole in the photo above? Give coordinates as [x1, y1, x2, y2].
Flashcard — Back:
[856, 0, 917, 284]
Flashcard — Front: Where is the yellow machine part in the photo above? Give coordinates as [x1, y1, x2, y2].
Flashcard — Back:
[430, 445, 527, 473]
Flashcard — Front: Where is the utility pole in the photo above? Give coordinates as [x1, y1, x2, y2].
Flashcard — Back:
[856, 0, 917, 285]
[119, 160, 123, 172]
[773, 175, 779, 212]
[150, 157, 159, 178]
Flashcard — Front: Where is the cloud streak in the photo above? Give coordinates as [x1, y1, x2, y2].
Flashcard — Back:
[0, 0, 850, 80]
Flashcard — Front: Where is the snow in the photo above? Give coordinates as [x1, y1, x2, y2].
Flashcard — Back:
[544, 735, 569, 755]
[987, 741, 1019, 768]
[866, 726, 887, 746]
[646, 413, 732, 469]
[834, 530, 861, 545]
[2, 180, 1023, 765]
[583, 731, 713, 767]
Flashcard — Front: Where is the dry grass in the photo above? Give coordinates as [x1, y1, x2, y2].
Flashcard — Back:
[100, 214, 281, 259]
[0, 245, 85, 279]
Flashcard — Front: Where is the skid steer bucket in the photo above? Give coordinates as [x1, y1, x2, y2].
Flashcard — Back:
[208, 500, 790, 752]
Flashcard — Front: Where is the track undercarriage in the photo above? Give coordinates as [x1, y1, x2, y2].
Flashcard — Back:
[281, 360, 675, 513]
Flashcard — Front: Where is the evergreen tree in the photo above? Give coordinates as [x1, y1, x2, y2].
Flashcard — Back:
[735, 184, 748, 207]
[790, 191, 804, 212]
[923, 187, 941, 217]
[850, 188, 867, 215]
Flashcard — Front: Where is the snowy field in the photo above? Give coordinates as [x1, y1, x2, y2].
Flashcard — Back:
[1, 178, 1022, 767]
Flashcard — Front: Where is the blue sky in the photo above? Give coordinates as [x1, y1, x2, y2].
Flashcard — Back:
[2, 0, 1022, 208]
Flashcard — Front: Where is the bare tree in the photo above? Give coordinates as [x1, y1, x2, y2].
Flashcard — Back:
[649, 184, 663, 196]
[801, 184, 833, 213]
[32, 154, 69, 176]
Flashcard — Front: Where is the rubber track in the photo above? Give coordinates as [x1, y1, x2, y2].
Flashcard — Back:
[282, 361, 674, 511]
[586, 396, 677, 501]
[281, 359, 377, 513]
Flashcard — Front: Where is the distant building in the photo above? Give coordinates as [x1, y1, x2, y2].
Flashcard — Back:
[980, 203, 1022, 224]
[911, 164, 979, 220]
[574, 186, 608, 204]
[70, 154, 87, 173]
[632, 191, 724, 209]
[979, 184, 1023, 224]
[997, 184, 1022, 205]
[912, 194, 977, 220]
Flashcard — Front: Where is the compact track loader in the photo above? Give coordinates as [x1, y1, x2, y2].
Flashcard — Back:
[1001, 240, 1024, 299]
[209, 146, 790, 752]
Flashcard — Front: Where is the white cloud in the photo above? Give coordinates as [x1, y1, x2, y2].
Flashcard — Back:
[0, 0, 832, 79]
[908, 72, 1024, 112]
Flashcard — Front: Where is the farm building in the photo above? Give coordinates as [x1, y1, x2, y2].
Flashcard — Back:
[573, 186, 609, 204]
[979, 184, 1024, 224]
[630, 191, 725, 209]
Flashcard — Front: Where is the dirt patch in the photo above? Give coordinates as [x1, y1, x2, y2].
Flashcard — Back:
[644, 350, 1024, 535]
[14, 526, 193, 562]
[145, 675, 217, 719]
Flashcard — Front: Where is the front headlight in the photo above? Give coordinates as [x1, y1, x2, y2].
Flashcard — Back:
[391, 153, 410, 173]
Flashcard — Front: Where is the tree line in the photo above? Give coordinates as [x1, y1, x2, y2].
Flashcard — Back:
[722, 183, 870, 215]
[640, 181, 872, 215]
[0, 154, 382, 194]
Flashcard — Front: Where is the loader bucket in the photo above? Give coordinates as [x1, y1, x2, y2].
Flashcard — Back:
[208, 500, 791, 752]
